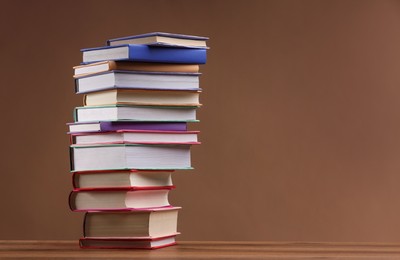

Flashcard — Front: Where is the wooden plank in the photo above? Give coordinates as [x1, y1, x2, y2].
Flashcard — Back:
[1, 240, 400, 259]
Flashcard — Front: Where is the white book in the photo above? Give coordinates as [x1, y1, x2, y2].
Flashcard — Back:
[75, 70, 200, 93]
[72, 170, 174, 190]
[71, 130, 199, 145]
[70, 189, 172, 211]
[70, 144, 192, 171]
[74, 105, 197, 122]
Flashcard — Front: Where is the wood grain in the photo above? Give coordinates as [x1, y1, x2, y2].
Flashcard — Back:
[2, 240, 400, 259]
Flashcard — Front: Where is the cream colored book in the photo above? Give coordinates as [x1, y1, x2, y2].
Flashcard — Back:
[107, 32, 208, 48]
[74, 61, 199, 78]
[84, 89, 201, 107]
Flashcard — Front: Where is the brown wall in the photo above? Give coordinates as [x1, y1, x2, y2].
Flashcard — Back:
[1, 0, 400, 242]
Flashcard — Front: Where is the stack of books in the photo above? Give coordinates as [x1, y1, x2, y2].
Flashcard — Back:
[67, 32, 208, 249]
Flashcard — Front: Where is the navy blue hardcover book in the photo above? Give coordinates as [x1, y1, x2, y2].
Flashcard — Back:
[81, 44, 207, 64]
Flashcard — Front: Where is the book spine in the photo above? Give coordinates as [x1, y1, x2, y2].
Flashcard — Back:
[73, 108, 78, 122]
[74, 78, 80, 93]
[82, 212, 88, 237]
[108, 61, 117, 70]
[69, 147, 75, 171]
[71, 172, 78, 189]
[68, 191, 77, 211]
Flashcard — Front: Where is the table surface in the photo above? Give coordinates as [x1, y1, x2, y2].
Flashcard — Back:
[2, 240, 400, 259]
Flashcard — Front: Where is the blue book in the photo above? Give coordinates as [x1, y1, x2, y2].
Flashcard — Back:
[81, 44, 207, 64]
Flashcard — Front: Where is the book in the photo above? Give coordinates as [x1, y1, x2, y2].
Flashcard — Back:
[81, 44, 207, 64]
[71, 130, 199, 145]
[75, 70, 200, 94]
[79, 235, 178, 249]
[74, 105, 197, 123]
[69, 187, 173, 211]
[83, 89, 201, 107]
[107, 32, 208, 48]
[72, 170, 174, 190]
[70, 144, 192, 171]
[73, 61, 199, 78]
[67, 121, 187, 133]
[83, 207, 180, 238]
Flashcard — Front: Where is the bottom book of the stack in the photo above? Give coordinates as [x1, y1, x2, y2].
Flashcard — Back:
[80, 207, 180, 249]
[79, 234, 178, 249]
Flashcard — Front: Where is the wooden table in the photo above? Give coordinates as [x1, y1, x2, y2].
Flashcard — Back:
[2, 240, 400, 259]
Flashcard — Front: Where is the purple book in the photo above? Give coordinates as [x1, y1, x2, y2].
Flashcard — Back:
[67, 121, 187, 133]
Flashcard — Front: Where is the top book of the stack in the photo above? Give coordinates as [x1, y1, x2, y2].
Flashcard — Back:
[81, 32, 208, 64]
[107, 32, 209, 48]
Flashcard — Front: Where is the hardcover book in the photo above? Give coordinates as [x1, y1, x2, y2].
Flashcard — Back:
[71, 130, 199, 145]
[67, 121, 188, 133]
[83, 89, 201, 107]
[79, 235, 178, 249]
[72, 170, 174, 190]
[83, 207, 180, 238]
[75, 70, 200, 93]
[70, 144, 193, 171]
[69, 187, 173, 211]
[74, 105, 198, 123]
[81, 44, 207, 64]
[73, 61, 200, 78]
[107, 32, 209, 48]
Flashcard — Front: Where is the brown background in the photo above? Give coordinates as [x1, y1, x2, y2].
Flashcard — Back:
[1, 0, 400, 242]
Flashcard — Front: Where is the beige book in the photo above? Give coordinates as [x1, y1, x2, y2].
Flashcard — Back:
[84, 89, 201, 107]
[74, 61, 199, 77]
